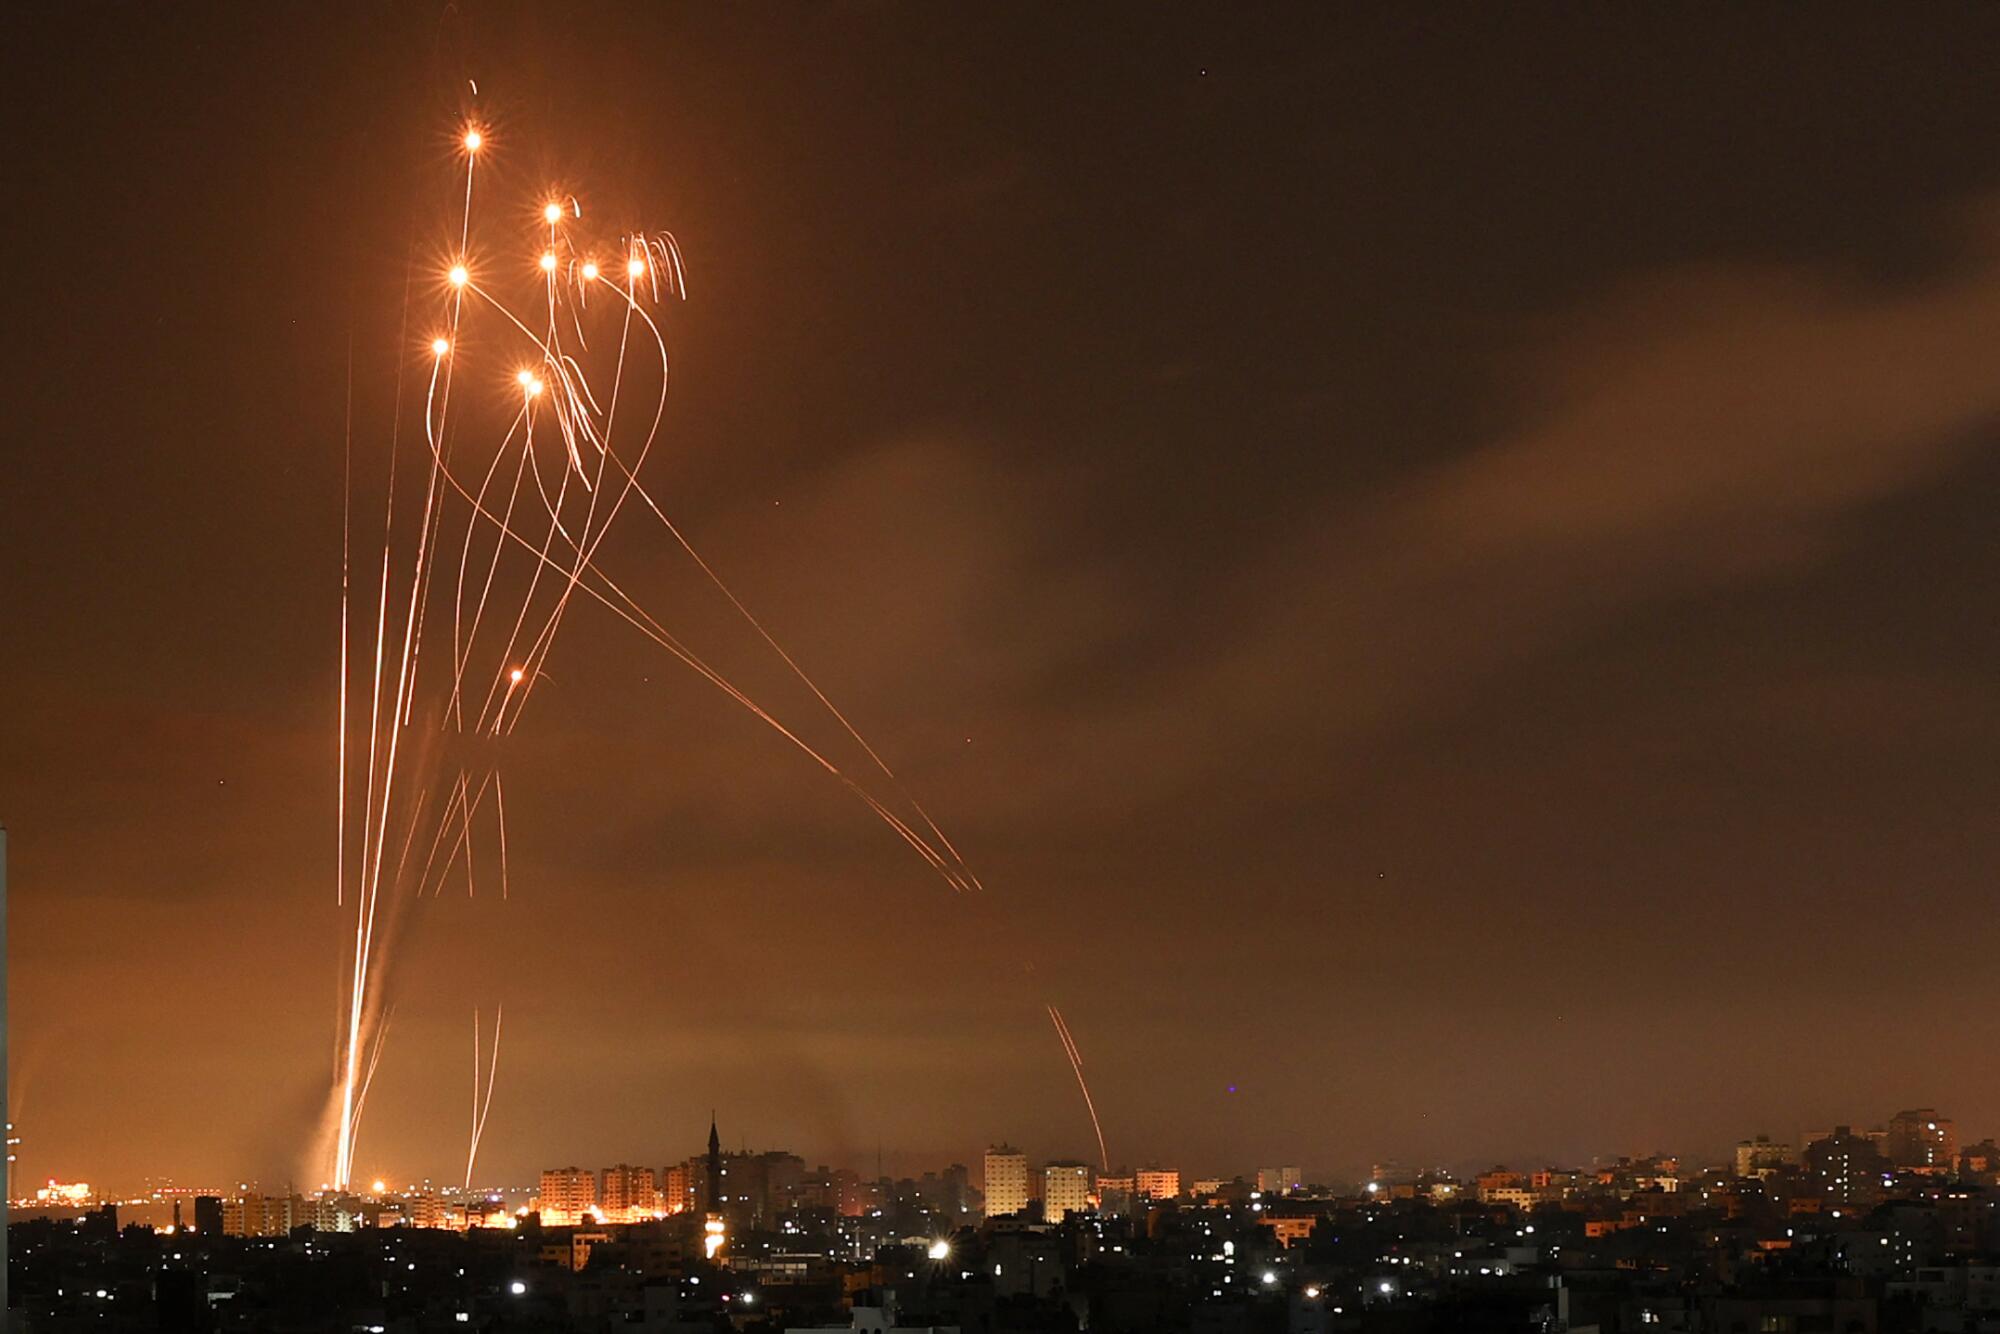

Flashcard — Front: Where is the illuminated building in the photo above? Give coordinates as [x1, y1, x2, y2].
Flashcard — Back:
[599, 1163, 659, 1217]
[537, 1167, 597, 1223]
[983, 1145, 1029, 1218]
[1042, 1162, 1091, 1222]
[220, 1194, 315, 1237]
[1135, 1167, 1180, 1201]
[1886, 1109, 1958, 1173]
[403, 1194, 445, 1230]
[462, 1196, 510, 1228]
[35, 1181, 92, 1206]
[661, 1162, 695, 1214]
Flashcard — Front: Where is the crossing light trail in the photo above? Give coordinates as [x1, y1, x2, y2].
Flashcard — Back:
[322, 105, 989, 1188]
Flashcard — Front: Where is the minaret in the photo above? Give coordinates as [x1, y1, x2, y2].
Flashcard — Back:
[701, 1112, 727, 1260]
[706, 1113, 722, 1209]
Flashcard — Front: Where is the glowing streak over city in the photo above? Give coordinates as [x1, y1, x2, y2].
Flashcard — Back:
[465, 1005, 502, 1189]
[323, 105, 985, 1188]
[1049, 1004, 1109, 1172]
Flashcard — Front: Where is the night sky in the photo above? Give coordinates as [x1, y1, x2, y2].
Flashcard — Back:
[7, 5, 2000, 1191]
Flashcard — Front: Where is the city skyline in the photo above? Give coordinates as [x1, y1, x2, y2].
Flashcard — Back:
[12, 1107, 1999, 1233]
[8, 4, 2000, 1202]
[9, 1104, 1992, 1210]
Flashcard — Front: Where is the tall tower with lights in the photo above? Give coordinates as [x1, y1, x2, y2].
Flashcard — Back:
[702, 1114, 727, 1260]
[706, 1115, 722, 1207]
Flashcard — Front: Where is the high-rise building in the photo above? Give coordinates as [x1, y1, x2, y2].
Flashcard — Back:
[312, 1195, 359, 1233]
[943, 1162, 972, 1214]
[193, 1195, 223, 1237]
[1043, 1163, 1092, 1222]
[1135, 1167, 1180, 1201]
[1257, 1166, 1302, 1194]
[713, 1151, 785, 1230]
[834, 1166, 867, 1217]
[538, 1167, 597, 1222]
[983, 1145, 1030, 1218]
[1095, 1171, 1136, 1215]
[916, 1163, 973, 1216]
[1885, 1109, 1958, 1174]
[600, 1164, 658, 1216]
[1803, 1127, 1889, 1211]
[220, 1195, 313, 1238]
[1734, 1136, 1794, 1179]
[661, 1162, 695, 1214]
[758, 1151, 806, 1224]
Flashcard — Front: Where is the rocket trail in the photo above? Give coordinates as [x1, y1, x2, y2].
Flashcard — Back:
[1048, 1004, 1110, 1172]
[323, 105, 987, 1188]
[465, 1005, 502, 1189]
